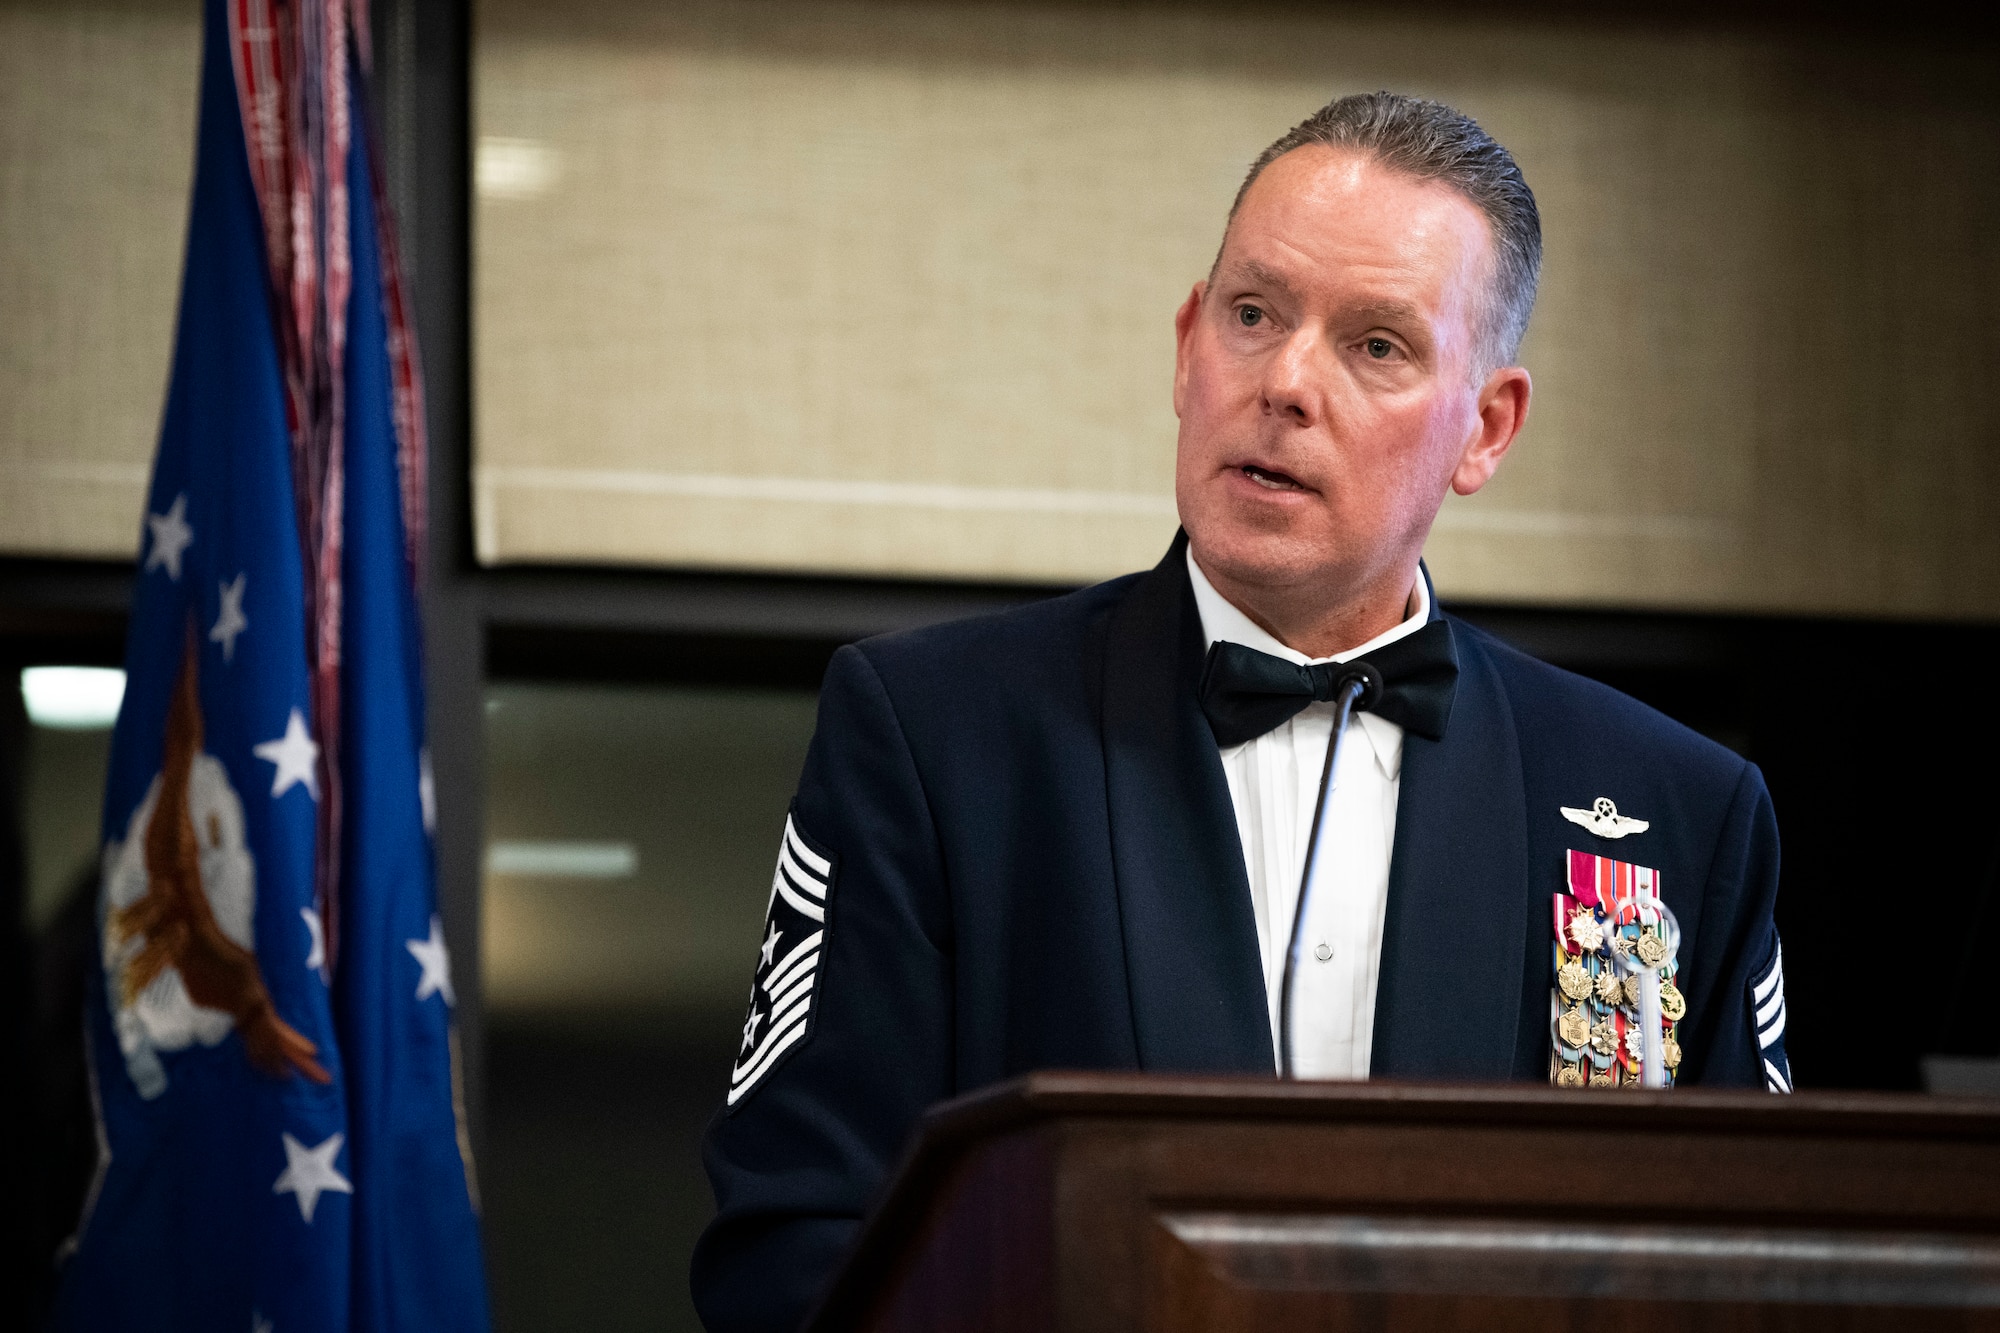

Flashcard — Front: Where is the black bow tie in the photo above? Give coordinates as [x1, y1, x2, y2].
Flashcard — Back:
[1197, 619, 1460, 748]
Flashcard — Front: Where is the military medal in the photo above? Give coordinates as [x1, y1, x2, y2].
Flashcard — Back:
[1550, 850, 1688, 1091]
[1605, 892, 1681, 1088]
[1588, 1018, 1619, 1057]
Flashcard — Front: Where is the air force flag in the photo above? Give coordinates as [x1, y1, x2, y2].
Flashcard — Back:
[51, 2, 488, 1329]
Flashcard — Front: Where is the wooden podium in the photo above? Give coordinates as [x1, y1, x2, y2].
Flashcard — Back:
[806, 1072, 2000, 1332]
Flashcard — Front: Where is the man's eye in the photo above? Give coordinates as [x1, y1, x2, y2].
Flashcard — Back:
[1237, 305, 1264, 327]
[1366, 337, 1395, 359]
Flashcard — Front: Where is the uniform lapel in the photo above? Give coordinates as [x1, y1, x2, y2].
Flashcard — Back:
[1370, 622, 1531, 1080]
[1099, 534, 1273, 1073]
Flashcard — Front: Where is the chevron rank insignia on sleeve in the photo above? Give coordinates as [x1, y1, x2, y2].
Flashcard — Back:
[727, 813, 836, 1110]
[1750, 932, 1792, 1093]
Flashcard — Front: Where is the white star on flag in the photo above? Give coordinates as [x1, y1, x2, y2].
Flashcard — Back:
[210, 572, 249, 661]
[407, 914, 454, 1005]
[273, 1131, 352, 1223]
[145, 493, 194, 581]
[741, 1007, 763, 1053]
[760, 923, 781, 970]
[301, 906, 326, 977]
[253, 708, 320, 799]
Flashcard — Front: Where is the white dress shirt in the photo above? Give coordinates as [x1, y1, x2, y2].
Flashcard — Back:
[1186, 548, 1430, 1078]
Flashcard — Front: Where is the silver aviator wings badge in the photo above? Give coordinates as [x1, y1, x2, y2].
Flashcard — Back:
[1561, 796, 1650, 839]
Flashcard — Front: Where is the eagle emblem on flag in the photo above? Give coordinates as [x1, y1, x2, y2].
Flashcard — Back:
[100, 632, 330, 1098]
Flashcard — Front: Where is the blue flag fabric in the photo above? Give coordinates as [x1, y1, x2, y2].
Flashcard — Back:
[51, 3, 489, 1329]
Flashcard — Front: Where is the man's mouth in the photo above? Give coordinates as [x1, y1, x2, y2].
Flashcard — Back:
[1237, 463, 1308, 492]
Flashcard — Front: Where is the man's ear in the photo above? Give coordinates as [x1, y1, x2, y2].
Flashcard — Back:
[1172, 282, 1205, 419]
[1452, 365, 1531, 496]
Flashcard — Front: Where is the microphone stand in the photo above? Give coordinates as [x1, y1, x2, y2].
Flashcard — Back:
[1279, 662, 1382, 1080]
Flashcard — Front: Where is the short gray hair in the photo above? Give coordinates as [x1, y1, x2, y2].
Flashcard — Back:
[1225, 91, 1542, 371]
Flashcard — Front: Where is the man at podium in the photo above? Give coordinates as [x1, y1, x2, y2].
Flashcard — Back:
[693, 91, 1790, 1332]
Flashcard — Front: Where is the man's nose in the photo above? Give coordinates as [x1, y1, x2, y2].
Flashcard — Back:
[1259, 328, 1322, 426]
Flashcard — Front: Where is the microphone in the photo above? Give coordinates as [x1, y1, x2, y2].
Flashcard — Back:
[1330, 660, 1384, 712]
[1278, 659, 1384, 1079]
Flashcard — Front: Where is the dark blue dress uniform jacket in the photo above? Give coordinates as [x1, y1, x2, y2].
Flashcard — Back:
[691, 535, 1784, 1332]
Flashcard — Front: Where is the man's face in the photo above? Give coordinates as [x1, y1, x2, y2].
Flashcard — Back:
[1174, 146, 1522, 608]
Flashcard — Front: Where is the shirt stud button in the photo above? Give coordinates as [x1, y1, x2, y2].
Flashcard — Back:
[1314, 941, 1332, 962]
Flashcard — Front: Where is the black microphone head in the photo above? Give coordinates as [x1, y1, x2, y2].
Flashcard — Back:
[1338, 659, 1385, 712]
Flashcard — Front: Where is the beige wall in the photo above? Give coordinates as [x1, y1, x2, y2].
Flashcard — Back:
[0, 0, 199, 560]
[5, 0, 1996, 620]
[474, 0, 2000, 617]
